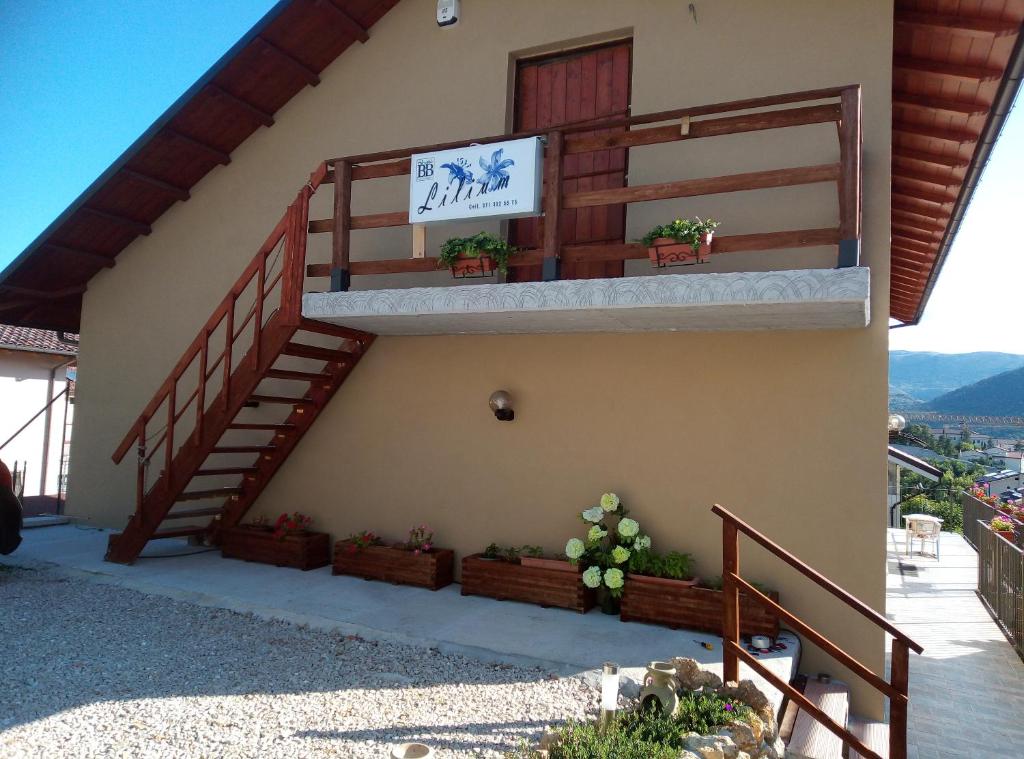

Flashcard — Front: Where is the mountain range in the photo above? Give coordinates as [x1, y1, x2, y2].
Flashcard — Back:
[889, 351, 1024, 408]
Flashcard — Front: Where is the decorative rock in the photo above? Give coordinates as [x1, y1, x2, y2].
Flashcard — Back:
[672, 657, 724, 691]
[684, 733, 740, 759]
[719, 722, 758, 753]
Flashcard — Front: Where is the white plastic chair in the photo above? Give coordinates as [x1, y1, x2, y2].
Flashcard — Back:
[905, 516, 942, 559]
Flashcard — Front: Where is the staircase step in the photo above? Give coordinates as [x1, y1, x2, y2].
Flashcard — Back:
[787, 677, 850, 759]
[282, 341, 353, 362]
[297, 318, 371, 342]
[248, 394, 314, 405]
[212, 445, 277, 454]
[177, 487, 242, 502]
[227, 423, 296, 431]
[163, 507, 223, 520]
[848, 716, 888, 759]
[194, 467, 258, 476]
[266, 368, 332, 382]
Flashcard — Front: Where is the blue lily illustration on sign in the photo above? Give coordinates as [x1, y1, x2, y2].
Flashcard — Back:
[440, 157, 475, 185]
[478, 148, 515, 191]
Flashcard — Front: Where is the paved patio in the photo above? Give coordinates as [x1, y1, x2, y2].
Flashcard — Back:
[3, 524, 798, 710]
[887, 527, 1024, 759]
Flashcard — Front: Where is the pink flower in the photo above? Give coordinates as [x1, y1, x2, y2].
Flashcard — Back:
[413, 549, 421, 555]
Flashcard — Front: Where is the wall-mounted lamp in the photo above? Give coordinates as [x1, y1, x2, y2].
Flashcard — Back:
[888, 413, 907, 433]
[488, 390, 514, 421]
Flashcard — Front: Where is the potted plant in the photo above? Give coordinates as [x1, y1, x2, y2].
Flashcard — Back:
[462, 543, 594, 612]
[221, 511, 330, 571]
[641, 217, 720, 268]
[438, 231, 519, 278]
[990, 516, 1015, 540]
[333, 525, 455, 590]
[564, 492, 648, 615]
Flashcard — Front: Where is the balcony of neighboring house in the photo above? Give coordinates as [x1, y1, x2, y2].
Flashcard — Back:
[299, 84, 868, 336]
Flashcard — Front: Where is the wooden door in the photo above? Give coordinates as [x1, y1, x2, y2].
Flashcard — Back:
[509, 41, 632, 282]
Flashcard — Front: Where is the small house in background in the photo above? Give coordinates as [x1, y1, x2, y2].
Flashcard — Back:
[0, 325, 76, 515]
[983, 446, 1024, 473]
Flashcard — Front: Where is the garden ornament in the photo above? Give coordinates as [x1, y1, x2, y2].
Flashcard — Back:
[639, 661, 680, 716]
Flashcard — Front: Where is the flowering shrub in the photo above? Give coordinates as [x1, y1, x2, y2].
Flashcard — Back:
[991, 517, 1015, 533]
[273, 512, 313, 540]
[404, 524, 434, 554]
[345, 530, 383, 554]
[565, 492, 650, 598]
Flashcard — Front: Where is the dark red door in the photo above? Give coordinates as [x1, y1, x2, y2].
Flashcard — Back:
[509, 41, 632, 282]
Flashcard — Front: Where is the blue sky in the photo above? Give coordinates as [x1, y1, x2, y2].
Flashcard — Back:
[1, 2, 1021, 354]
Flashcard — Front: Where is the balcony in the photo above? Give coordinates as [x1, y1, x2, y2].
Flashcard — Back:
[300, 85, 868, 335]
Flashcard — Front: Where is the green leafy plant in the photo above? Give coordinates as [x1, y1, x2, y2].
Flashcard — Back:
[627, 549, 695, 581]
[702, 575, 774, 595]
[481, 543, 545, 561]
[991, 516, 1015, 532]
[505, 693, 752, 758]
[343, 530, 383, 554]
[482, 542, 504, 559]
[438, 231, 519, 274]
[640, 217, 720, 249]
[402, 524, 434, 554]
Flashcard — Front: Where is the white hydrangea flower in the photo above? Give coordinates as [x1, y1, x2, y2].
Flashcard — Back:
[582, 566, 602, 588]
[604, 568, 625, 589]
[635, 534, 652, 551]
[587, 525, 607, 543]
[617, 517, 639, 538]
[611, 546, 630, 564]
[600, 493, 620, 512]
[565, 538, 585, 560]
[582, 506, 605, 523]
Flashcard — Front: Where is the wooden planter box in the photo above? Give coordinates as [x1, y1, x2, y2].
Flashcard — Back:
[221, 526, 330, 571]
[333, 542, 454, 590]
[647, 233, 713, 268]
[461, 554, 595, 613]
[621, 575, 780, 638]
[450, 254, 495, 279]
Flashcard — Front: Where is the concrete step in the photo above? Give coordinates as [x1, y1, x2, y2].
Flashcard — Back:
[848, 715, 888, 759]
[787, 676, 850, 759]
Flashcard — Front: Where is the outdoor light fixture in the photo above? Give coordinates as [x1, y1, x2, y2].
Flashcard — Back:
[888, 413, 907, 433]
[599, 661, 620, 730]
[488, 390, 514, 421]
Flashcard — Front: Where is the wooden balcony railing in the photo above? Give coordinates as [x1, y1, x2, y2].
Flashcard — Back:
[712, 503, 922, 759]
[303, 84, 863, 288]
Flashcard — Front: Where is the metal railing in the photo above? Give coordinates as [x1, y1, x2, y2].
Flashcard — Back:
[975, 518, 1024, 660]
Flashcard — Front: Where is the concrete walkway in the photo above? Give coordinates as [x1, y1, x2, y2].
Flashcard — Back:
[887, 528, 1024, 759]
[3, 524, 799, 709]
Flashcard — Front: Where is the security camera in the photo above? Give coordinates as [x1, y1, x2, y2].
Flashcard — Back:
[437, 0, 459, 27]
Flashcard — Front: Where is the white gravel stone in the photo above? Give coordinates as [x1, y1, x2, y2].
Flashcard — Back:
[0, 565, 596, 758]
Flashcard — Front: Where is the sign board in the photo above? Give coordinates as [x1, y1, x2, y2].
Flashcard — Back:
[408, 136, 543, 225]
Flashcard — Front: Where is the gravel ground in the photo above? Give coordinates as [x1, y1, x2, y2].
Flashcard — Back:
[0, 564, 596, 758]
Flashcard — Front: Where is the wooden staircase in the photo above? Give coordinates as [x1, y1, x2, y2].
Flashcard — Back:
[106, 166, 372, 564]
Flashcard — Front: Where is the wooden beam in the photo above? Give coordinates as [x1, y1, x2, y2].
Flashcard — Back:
[892, 247, 937, 265]
[892, 147, 969, 168]
[165, 129, 231, 165]
[894, 121, 979, 144]
[564, 103, 841, 155]
[41, 243, 116, 269]
[206, 83, 274, 127]
[0, 284, 87, 300]
[892, 165, 958, 187]
[892, 198, 950, 220]
[892, 224, 940, 243]
[255, 36, 320, 86]
[563, 164, 840, 210]
[79, 207, 152, 236]
[119, 169, 190, 201]
[891, 212, 946, 234]
[894, 55, 1003, 82]
[893, 91, 990, 116]
[895, 9, 1020, 38]
[893, 236, 938, 255]
[309, 211, 406, 233]
[0, 297, 37, 314]
[331, 160, 352, 290]
[542, 131, 564, 280]
[892, 184, 957, 205]
[318, 0, 369, 42]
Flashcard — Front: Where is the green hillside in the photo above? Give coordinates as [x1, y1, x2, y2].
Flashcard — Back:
[928, 365, 1024, 417]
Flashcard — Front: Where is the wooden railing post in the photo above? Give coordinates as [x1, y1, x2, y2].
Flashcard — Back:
[542, 131, 563, 282]
[196, 331, 208, 443]
[223, 302, 234, 412]
[331, 159, 352, 291]
[135, 421, 146, 514]
[723, 520, 740, 682]
[837, 85, 862, 267]
[164, 383, 175, 485]
[889, 639, 910, 759]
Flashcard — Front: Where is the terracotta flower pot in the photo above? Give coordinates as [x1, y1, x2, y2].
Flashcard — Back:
[647, 233, 713, 268]
[995, 529, 1016, 541]
[449, 253, 496, 278]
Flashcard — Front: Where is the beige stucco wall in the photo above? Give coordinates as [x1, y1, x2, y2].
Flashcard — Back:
[68, 0, 892, 717]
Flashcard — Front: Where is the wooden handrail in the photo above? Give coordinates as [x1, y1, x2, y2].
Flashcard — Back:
[712, 503, 923, 652]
